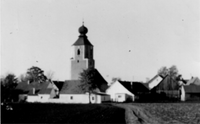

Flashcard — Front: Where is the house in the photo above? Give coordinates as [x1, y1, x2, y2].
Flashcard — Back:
[93, 92, 110, 103]
[114, 93, 133, 102]
[180, 77, 200, 101]
[120, 81, 150, 101]
[106, 80, 134, 102]
[38, 88, 57, 103]
[16, 80, 58, 103]
[186, 77, 200, 85]
[16, 24, 110, 104]
[57, 80, 110, 104]
[106, 80, 149, 102]
[151, 75, 180, 91]
[48, 24, 109, 104]
[181, 84, 200, 101]
[145, 75, 163, 89]
[53, 81, 64, 92]
[151, 75, 180, 101]
[26, 88, 40, 102]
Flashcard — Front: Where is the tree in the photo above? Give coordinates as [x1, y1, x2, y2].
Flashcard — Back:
[158, 66, 168, 78]
[157, 65, 181, 90]
[158, 65, 179, 79]
[168, 65, 178, 80]
[79, 68, 98, 104]
[26, 66, 47, 83]
[1, 74, 18, 103]
[18, 73, 28, 82]
[46, 70, 54, 81]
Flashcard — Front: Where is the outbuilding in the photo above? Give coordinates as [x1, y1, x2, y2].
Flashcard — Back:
[106, 80, 134, 102]
[181, 85, 200, 101]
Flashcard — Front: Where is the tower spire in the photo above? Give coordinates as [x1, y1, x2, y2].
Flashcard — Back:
[82, 18, 84, 26]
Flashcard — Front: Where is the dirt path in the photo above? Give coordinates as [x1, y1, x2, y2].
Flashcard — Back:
[114, 104, 183, 124]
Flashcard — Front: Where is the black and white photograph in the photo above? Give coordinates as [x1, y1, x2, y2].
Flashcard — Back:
[1, 0, 200, 123]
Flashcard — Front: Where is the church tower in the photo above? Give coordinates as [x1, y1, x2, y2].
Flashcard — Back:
[71, 24, 95, 80]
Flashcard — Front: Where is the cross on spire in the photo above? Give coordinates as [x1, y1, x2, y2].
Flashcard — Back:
[82, 18, 84, 26]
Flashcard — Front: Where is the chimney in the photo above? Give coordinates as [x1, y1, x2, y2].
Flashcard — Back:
[33, 88, 35, 95]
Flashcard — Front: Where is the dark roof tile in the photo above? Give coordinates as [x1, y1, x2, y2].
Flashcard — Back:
[118, 81, 149, 94]
[38, 89, 53, 94]
[184, 85, 200, 93]
[60, 80, 84, 94]
[53, 81, 64, 91]
[73, 36, 93, 46]
[59, 69, 108, 94]
[151, 75, 179, 91]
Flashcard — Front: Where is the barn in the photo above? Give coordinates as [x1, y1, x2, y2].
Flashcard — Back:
[145, 75, 163, 89]
[16, 80, 58, 103]
[151, 75, 180, 100]
[106, 80, 134, 102]
[181, 77, 200, 101]
[181, 85, 200, 101]
[106, 80, 149, 102]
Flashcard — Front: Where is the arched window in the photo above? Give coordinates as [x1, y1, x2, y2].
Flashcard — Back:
[77, 49, 80, 55]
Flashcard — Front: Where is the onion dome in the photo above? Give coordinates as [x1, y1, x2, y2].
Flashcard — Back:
[78, 25, 88, 35]
[72, 24, 93, 46]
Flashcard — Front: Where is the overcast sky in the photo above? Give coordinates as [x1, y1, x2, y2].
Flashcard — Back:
[1, 0, 200, 82]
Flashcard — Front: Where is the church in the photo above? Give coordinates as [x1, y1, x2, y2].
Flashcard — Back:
[71, 23, 95, 80]
[66, 23, 108, 92]
[52, 24, 109, 103]
[16, 24, 110, 104]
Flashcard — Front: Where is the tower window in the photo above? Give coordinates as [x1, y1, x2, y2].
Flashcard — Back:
[77, 49, 80, 55]
[70, 96, 73, 100]
[77, 60, 79, 63]
[90, 48, 93, 57]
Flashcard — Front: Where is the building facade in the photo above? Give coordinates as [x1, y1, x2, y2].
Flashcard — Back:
[71, 24, 95, 80]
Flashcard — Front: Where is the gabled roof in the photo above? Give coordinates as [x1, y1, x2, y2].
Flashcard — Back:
[73, 36, 93, 46]
[16, 80, 55, 95]
[92, 69, 108, 92]
[106, 80, 134, 96]
[59, 69, 108, 94]
[184, 85, 200, 93]
[145, 75, 163, 89]
[53, 81, 64, 91]
[60, 80, 104, 95]
[187, 77, 200, 85]
[92, 92, 110, 96]
[151, 75, 179, 91]
[60, 80, 84, 94]
[27, 89, 39, 95]
[38, 89, 53, 94]
[143, 83, 149, 90]
[146, 75, 160, 84]
[118, 81, 149, 94]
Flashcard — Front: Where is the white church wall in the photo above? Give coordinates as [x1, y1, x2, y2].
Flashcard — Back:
[59, 94, 90, 103]
[27, 95, 39, 103]
[38, 94, 50, 103]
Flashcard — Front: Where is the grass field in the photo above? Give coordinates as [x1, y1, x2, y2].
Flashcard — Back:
[2, 103, 126, 124]
[132, 103, 200, 124]
[2, 102, 200, 124]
